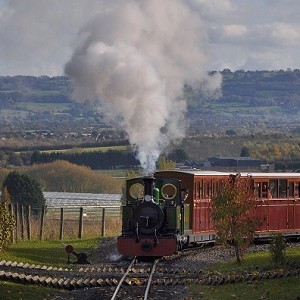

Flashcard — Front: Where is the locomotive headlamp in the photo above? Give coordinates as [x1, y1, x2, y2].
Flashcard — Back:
[144, 194, 152, 202]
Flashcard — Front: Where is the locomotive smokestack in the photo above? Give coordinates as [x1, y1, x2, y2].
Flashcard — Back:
[143, 176, 155, 202]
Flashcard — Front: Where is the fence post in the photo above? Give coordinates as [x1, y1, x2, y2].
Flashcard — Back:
[59, 208, 64, 240]
[9, 204, 15, 244]
[27, 205, 31, 241]
[15, 203, 19, 242]
[20, 205, 25, 240]
[78, 207, 84, 239]
[101, 208, 106, 237]
[39, 206, 45, 240]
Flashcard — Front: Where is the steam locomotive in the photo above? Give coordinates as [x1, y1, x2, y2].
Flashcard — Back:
[117, 170, 300, 257]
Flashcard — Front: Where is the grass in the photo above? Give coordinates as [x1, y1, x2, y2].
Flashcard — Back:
[188, 245, 300, 299]
[0, 238, 99, 266]
[204, 246, 300, 273]
[0, 238, 100, 299]
[189, 276, 300, 300]
[0, 281, 68, 300]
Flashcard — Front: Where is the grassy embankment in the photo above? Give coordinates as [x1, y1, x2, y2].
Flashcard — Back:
[188, 245, 300, 299]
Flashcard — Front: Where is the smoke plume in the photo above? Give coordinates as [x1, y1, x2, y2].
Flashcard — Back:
[65, 0, 222, 174]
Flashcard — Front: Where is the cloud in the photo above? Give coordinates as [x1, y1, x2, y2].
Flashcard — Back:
[1, 0, 300, 75]
[0, 0, 102, 75]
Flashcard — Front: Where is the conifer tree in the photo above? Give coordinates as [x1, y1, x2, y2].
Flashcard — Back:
[2, 171, 45, 215]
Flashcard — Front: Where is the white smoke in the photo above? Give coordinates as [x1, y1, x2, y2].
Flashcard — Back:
[65, 0, 222, 173]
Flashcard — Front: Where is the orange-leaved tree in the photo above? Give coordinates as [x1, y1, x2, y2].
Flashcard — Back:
[212, 173, 261, 263]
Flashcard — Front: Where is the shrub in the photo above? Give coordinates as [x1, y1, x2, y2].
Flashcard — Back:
[269, 233, 287, 264]
[0, 187, 15, 251]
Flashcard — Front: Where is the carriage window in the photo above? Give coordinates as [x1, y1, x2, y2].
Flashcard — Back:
[195, 181, 200, 199]
[262, 182, 268, 199]
[295, 182, 300, 198]
[289, 182, 294, 197]
[270, 180, 278, 198]
[255, 182, 261, 198]
[279, 179, 287, 198]
[212, 181, 218, 197]
[205, 180, 211, 198]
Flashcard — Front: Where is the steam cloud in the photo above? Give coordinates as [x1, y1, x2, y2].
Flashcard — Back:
[65, 0, 222, 174]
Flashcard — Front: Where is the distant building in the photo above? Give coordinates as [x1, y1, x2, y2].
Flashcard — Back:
[208, 157, 264, 169]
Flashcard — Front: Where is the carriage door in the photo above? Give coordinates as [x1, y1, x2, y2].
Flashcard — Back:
[193, 178, 212, 233]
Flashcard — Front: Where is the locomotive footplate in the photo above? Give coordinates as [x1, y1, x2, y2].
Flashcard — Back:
[117, 236, 177, 257]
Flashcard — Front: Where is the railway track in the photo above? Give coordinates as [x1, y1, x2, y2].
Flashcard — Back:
[0, 257, 199, 291]
[111, 257, 159, 300]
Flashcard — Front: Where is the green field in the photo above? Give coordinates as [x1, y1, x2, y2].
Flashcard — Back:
[41, 145, 129, 154]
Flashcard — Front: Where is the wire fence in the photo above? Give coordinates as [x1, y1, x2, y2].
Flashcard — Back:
[9, 204, 122, 242]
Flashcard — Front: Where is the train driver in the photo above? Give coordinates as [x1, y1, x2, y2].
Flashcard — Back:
[181, 188, 189, 204]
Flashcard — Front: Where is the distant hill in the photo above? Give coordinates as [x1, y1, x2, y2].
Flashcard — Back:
[1, 70, 300, 133]
[185, 69, 300, 133]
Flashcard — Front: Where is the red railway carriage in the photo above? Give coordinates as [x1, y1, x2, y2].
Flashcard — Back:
[250, 172, 300, 238]
[117, 171, 300, 257]
[155, 170, 300, 242]
[155, 170, 229, 244]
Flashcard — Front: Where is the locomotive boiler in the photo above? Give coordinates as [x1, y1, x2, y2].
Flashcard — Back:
[117, 176, 190, 256]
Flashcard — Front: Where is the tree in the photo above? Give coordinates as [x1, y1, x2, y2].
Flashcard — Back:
[157, 156, 176, 171]
[0, 186, 15, 251]
[168, 149, 188, 162]
[27, 160, 122, 193]
[240, 147, 250, 157]
[212, 174, 260, 263]
[2, 171, 45, 215]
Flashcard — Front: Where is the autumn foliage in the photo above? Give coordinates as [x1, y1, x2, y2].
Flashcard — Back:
[212, 173, 261, 263]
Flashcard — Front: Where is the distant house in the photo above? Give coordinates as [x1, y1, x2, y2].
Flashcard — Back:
[208, 157, 263, 169]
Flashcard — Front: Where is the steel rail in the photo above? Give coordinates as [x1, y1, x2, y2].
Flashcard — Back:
[110, 256, 137, 300]
[144, 258, 159, 300]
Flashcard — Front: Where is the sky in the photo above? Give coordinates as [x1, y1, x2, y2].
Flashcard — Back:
[1, 0, 299, 173]
[0, 0, 300, 76]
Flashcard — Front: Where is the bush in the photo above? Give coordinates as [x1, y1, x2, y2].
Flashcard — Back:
[0, 187, 15, 251]
[270, 233, 287, 264]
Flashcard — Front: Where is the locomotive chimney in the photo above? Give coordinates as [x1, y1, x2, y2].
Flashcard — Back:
[143, 176, 155, 202]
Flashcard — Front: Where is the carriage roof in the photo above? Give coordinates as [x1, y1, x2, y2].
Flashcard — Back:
[155, 170, 300, 179]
